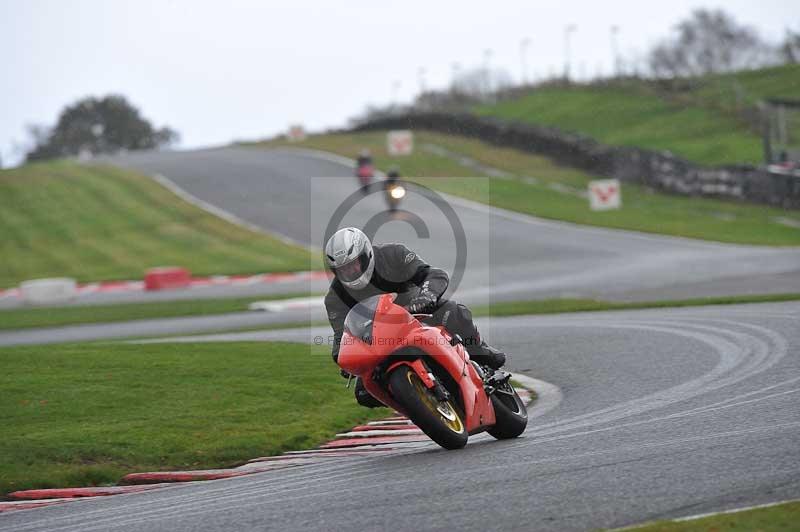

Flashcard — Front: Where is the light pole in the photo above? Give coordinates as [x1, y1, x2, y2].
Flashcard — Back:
[391, 80, 402, 107]
[451, 62, 461, 86]
[417, 67, 426, 95]
[610, 25, 620, 77]
[564, 24, 577, 81]
[483, 48, 494, 97]
[520, 38, 531, 85]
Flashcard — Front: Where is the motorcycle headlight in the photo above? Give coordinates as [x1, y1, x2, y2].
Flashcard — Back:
[390, 185, 406, 199]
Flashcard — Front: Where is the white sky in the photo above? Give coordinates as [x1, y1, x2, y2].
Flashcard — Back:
[1, 0, 797, 166]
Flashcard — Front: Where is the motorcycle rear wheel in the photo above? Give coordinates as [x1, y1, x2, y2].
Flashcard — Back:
[388, 365, 468, 450]
[487, 382, 528, 439]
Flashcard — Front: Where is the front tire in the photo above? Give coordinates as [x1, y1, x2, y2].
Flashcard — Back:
[388, 365, 468, 450]
[487, 382, 528, 439]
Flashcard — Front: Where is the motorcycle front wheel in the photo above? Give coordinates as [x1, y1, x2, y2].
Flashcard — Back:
[388, 365, 468, 450]
[487, 382, 528, 439]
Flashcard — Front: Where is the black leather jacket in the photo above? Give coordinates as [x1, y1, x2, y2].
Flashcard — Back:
[324, 243, 449, 360]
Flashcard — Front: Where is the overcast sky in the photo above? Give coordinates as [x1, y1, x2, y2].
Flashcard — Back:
[1, 0, 797, 166]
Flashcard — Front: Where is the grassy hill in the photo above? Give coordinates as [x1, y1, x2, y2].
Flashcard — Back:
[475, 65, 800, 166]
[0, 161, 313, 288]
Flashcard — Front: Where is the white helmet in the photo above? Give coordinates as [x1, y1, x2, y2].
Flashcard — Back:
[325, 227, 374, 290]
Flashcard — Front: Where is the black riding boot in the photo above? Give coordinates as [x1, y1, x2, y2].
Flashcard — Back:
[468, 341, 507, 370]
[433, 300, 506, 370]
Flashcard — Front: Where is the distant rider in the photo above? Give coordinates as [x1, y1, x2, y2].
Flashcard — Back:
[356, 149, 372, 170]
[384, 167, 400, 188]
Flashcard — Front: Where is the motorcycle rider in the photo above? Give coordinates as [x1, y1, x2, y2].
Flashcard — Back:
[385, 166, 400, 185]
[356, 149, 372, 170]
[383, 167, 403, 210]
[324, 227, 506, 407]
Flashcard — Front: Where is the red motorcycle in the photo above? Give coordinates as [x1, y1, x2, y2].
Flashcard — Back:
[337, 293, 528, 449]
[355, 159, 374, 189]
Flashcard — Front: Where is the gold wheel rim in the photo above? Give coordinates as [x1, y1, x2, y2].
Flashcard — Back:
[407, 371, 465, 434]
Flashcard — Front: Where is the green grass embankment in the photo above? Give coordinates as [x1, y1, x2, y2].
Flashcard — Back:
[0, 341, 388, 497]
[0, 161, 314, 289]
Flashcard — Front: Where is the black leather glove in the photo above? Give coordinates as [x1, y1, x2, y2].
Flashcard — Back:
[407, 287, 438, 314]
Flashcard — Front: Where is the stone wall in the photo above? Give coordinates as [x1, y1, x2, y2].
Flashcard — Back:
[353, 112, 800, 209]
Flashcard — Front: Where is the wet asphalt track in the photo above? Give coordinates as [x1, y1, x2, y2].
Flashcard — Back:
[1, 146, 799, 345]
[2, 302, 798, 531]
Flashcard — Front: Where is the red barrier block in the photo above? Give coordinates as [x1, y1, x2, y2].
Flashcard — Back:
[144, 267, 191, 291]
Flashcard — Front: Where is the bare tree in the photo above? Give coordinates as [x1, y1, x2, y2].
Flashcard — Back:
[648, 9, 772, 78]
[450, 67, 513, 102]
[780, 29, 800, 64]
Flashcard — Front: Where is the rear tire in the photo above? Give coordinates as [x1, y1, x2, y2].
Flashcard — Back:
[487, 383, 528, 439]
[388, 365, 468, 450]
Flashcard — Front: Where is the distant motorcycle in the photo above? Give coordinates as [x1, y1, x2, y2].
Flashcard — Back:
[355, 153, 374, 190]
[384, 169, 405, 211]
[384, 180, 406, 211]
[337, 293, 528, 450]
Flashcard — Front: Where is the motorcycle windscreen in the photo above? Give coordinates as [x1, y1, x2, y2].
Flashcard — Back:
[343, 294, 382, 343]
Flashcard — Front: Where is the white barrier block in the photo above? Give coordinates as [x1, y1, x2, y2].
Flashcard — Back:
[19, 278, 78, 305]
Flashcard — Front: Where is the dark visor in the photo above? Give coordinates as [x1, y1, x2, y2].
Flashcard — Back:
[333, 251, 370, 283]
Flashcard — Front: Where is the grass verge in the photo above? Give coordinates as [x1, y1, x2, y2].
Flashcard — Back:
[617, 499, 800, 531]
[0, 341, 388, 498]
[472, 292, 800, 318]
[160, 293, 800, 339]
[3, 292, 799, 335]
[257, 131, 800, 246]
[0, 161, 314, 289]
[109, 292, 800, 342]
[0, 292, 319, 331]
